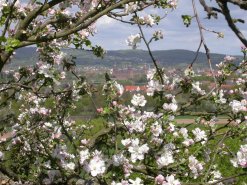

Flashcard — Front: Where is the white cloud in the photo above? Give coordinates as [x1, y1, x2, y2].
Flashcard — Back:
[93, 2, 246, 55]
[96, 15, 116, 27]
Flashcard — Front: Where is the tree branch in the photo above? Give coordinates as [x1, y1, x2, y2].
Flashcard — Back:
[192, 0, 218, 86]
[216, 1, 247, 47]
[227, 0, 247, 10]
[17, 0, 139, 47]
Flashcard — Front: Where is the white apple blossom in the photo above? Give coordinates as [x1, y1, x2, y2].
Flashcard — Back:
[43, 122, 52, 128]
[192, 81, 206, 95]
[126, 34, 141, 49]
[139, 15, 155, 26]
[179, 128, 188, 138]
[184, 67, 195, 77]
[151, 122, 163, 137]
[144, 15, 155, 26]
[141, 111, 163, 121]
[54, 52, 67, 65]
[188, 155, 204, 179]
[124, 119, 146, 133]
[163, 94, 178, 112]
[123, 159, 133, 177]
[229, 100, 247, 113]
[147, 79, 163, 96]
[62, 162, 75, 171]
[128, 138, 149, 163]
[85, 150, 106, 176]
[157, 151, 174, 168]
[168, 0, 178, 8]
[167, 123, 176, 132]
[192, 128, 207, 143]
[0, 0, 246, 184]
[236, 77, 246, 85]
[30, 107, 51, 116]
[182, 138, 194, 146]
[124, 2, 138, 14]
[0, 0, 7, 13]
[231, 144, 247, 168]
[218, 90, 226, 104]
[153, 30, 164, 40]
[163, 103, 178, 112]
[37, 63, 53, 78]
[208, 170, 223, 184]
[129, 177, 143, 185]
[163, 175, 181, 185]
[131, 94, 147, 107]
[121, 138, 132, 147]
[224, 55, 235, 62]
[13, 72, 20, 80]
[79, 149, 90, 165]
[147, 69, 156, 80]
[78, 30, 90, 39]
[213, 90, 226, 104]
[114, 82, 124, 96]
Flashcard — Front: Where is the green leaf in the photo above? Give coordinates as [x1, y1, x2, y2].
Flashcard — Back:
[0, 36, 6, 42]
[92, 45, 105, 58]
[5, 38, 21, 52]
[182, 15, 192, 27]
[84, 39, 91, 47]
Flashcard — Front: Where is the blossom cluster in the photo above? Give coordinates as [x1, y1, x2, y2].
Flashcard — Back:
[0, 0, 247, 184]
[231, 144, 247, 168]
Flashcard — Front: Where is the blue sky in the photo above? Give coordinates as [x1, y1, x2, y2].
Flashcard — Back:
[92, 1, 247, 55]
[19, 0, 246, 55]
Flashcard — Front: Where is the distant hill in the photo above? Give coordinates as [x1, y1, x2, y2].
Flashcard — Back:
[7, 47, 241, 69]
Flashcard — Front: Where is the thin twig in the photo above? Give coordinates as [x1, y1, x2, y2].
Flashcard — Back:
[135, 13, 164, 85]
[1, 0, 18, 37]
[192, 0, 218, 88]
[190, 40, 202, 67]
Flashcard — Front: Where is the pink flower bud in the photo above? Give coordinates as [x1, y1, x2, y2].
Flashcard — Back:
[112, 101, 118, 106]
[155, 174, 165, 184]
[97, 108, 103, 113]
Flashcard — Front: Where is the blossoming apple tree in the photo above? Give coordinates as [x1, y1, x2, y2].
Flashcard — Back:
[0, 0, 246, 184]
